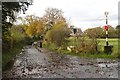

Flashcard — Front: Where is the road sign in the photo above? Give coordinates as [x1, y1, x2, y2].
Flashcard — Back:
[73, 28, 77, 34]
[104, 25, 108, 30]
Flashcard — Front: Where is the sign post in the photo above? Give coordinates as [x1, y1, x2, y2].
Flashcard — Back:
[104, 12, 113, 54]
[104, 25, 109, 46]
[104, 12, 109, 46]
[73, 28, 77, 48]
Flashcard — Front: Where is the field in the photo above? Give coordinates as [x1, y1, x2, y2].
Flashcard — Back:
[60, 38, 119, 58]
[97, 38, 118, 58]
[97, 38, 118, 53]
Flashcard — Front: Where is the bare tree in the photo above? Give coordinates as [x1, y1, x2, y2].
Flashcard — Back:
[42, 8, 66, 27]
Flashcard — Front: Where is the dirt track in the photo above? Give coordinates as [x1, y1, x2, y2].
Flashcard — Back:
[2, 46, 119, 78]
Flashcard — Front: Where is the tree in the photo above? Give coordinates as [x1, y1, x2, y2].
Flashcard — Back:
[10, 25, 26, 44]
[20, 15, 44, 38]
[2, 1, 32, 36]
[41, 8, 66, 30]
[2, 1, 33, 50]
[45, 20, 70, 47]
[107, 25, 117, 38]
[116, 25, 120, 38]
[83, 27, 103, 38]
[83, 27, 103, 53]
[116, 25, 120, 30]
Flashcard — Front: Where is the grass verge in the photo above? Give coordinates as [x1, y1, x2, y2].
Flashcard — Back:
[2, 43, 25, 71]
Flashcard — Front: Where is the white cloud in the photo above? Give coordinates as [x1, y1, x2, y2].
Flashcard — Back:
[19, 0, 119, 31]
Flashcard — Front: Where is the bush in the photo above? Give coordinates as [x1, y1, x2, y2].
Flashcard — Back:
[2, 25, 32, 70]
[76, 37, 98, 54]
[44, 21, 70, 47]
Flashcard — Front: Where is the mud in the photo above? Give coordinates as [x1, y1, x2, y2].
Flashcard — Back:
[2, 46, 119, 78]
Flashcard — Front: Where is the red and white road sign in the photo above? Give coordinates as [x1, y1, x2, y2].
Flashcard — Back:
[104, 25, 108, 30]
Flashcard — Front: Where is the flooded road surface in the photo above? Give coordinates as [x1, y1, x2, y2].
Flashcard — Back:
[3, 46, 119, 78]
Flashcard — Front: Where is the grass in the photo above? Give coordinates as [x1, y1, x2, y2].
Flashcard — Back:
[61, 50, 116, 59]
[2, 42, 26, 71]
[97, 38, 119, 58]
[97, 38, 118, 52]
[46, 38, 119, 59]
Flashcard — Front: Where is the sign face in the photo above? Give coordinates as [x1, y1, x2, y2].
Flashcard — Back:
[73, 28, 77, 34]
[104, 25, 108, 30]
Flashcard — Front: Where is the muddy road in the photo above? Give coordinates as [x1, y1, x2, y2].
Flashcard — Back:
[3, 46, 119, 78]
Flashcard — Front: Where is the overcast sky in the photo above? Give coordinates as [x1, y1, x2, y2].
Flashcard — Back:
[19, 0, 120, 31]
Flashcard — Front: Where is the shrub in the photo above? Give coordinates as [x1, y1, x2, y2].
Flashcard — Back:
[44, 21, 70, 47]
[76, 37, 98, 54]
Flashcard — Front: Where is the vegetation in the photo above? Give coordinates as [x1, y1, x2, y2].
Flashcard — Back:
[2, 5, 119, 70]
[19, 15, 44, 39]
[2, 1, 33, 70]
[44, 21, 70, 47]
[83, 26, 118, 38]
[116, 25, 120, 38]
[75, 37, 98, 54]
[97, 38, 119, 58]
[42, 8, 66, 26]
[2, 1, 32, 50]
[58, 38, 119, 59]
[2, 25, 32, 70]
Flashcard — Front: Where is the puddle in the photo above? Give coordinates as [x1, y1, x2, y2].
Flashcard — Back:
[98, 63, 118, 68]
[69, 57, 79, 64]
[97, 58, 118, 68]
[14, 59, 22, 66]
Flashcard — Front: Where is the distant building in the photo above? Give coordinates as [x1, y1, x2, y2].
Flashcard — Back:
[69, 28, 83, 37]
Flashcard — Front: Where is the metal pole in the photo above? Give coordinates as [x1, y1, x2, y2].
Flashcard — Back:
[74, 33, 75, 47]
[104, 12, 113, 54]
[73, 28, 77, 49]
[106, 30, 109, 46]
[105, 12, 109, 46]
